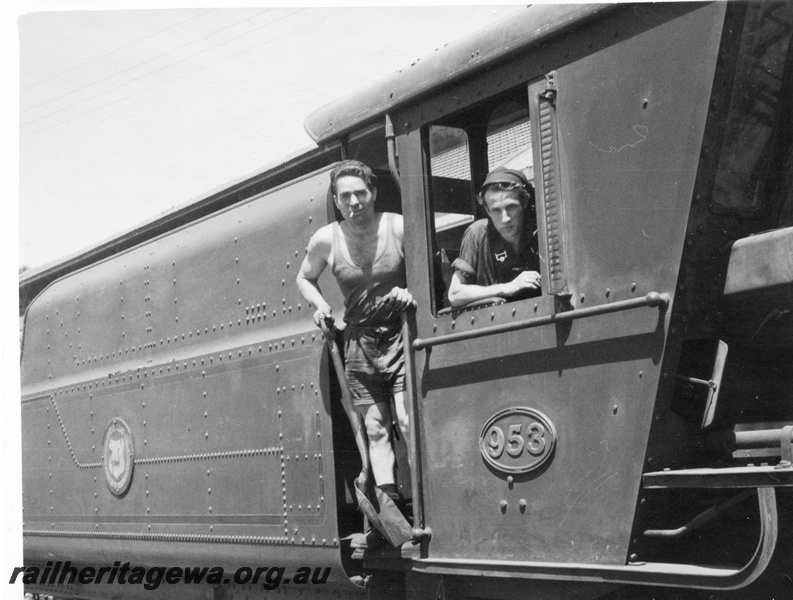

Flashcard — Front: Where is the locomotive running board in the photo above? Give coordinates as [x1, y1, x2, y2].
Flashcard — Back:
[410, 487, 777, 591]
[642, 464, 793, 489]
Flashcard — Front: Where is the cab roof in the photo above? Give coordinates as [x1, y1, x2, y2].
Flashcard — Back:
[303, 4, 615, 144]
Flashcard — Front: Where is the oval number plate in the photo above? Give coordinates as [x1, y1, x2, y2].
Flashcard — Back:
[479, 407, 557, 474]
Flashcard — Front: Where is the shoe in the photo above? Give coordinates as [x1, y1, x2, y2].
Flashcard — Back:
[347, 528, 386, 550]
[362, 528, 386, 549]
[396, 497, 413, 526]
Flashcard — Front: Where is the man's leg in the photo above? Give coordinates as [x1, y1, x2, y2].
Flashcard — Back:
[392, 391, 411, 470]
[358, 400, 395, 485]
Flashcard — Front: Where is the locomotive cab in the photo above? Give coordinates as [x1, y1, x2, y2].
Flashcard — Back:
[307, 1, 793, 597]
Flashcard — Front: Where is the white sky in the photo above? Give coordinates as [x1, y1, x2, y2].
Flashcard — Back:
[15, 2, 524, 272]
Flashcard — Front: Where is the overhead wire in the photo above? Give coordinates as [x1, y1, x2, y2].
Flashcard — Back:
[21, 8, 348, 139]
[21, 9, 214, 92]
[21, 8, 275, 121]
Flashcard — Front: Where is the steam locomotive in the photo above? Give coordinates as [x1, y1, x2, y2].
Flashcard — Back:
[19, 3, 793, 599]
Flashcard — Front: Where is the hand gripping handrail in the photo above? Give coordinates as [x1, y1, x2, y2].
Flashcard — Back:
[413, 292, 669, 350]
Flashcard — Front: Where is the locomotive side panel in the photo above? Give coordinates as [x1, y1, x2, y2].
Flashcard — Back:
[398, 2, 725, 566]
[21, 168, 352, 579]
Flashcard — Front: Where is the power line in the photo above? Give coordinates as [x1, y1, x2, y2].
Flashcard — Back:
[20, 8, 347, 139]
[21, 8, 275, 119]
[21, 9, 214, 92]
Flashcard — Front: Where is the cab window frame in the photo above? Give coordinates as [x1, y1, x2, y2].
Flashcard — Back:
[422, 85, 544, 317]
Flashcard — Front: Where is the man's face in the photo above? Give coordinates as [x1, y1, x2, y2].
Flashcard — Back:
[334, 175, 376, 222]
[482, 189, 525, 244]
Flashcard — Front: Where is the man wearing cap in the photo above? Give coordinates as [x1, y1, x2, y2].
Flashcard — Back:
[447, 167, 542, 307]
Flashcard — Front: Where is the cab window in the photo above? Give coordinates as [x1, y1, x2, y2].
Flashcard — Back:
[426, 92, 539, 314]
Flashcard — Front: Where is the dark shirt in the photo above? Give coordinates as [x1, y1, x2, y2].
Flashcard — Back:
[451, 216, 540, 300]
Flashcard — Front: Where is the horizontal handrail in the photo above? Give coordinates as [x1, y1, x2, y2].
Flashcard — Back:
[413, 292, 669, 350]
[642, 464, 793, 489]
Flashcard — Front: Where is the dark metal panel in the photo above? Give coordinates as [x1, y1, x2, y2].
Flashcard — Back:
[413, 293, 668, 349]
[398, 2, 726, 570]
[557, 5, 724, 306]
[21, 167, 350, 573]
[400, 129, 437, 323]
[416, 309, 666, 564]
[21, 167, 339, 391]
[411, 487, 778, 589]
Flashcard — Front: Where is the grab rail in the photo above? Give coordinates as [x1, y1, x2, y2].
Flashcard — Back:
[413, 292, 669, 350]
[401, 311, 432, 548]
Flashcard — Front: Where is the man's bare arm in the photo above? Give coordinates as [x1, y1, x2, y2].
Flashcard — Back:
[447, 270, 540, 307]
[295, 226, 334, 327]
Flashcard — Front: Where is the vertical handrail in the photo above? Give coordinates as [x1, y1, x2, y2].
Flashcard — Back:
[385, 114, 401, 193]
[401, 310, 431, 550]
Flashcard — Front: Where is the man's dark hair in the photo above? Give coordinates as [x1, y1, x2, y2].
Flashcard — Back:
[329, 160, 378, 196]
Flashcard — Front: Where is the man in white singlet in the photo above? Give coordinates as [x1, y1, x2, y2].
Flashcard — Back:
[296, 160, 414, 540]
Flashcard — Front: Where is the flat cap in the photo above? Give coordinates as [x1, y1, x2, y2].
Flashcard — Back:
[482, 167, 530, 188]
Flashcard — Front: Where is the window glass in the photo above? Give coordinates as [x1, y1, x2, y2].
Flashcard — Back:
[486, 102, 534, 180]
[429, 125, 476, 233]
[428, 125, 475, 311]
[712, 2, 792, 214]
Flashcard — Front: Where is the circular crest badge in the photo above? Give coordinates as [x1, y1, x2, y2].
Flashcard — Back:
[479, 407, 557, 474]
[103, 418, 134, 495]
